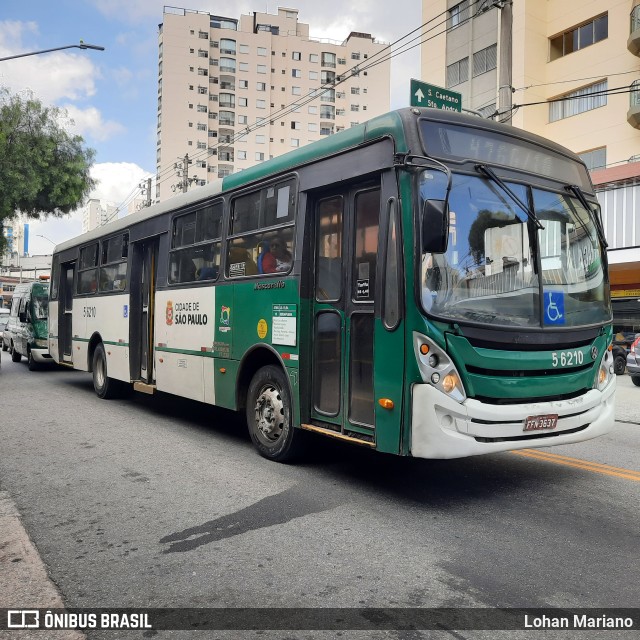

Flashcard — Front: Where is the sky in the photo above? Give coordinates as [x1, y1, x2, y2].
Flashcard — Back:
[0, 0, 421, 256]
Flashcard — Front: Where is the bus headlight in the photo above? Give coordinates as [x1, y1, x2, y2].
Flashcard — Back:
[413, 332, 466, 402]
[35, 338, 48, 348]
[596, 349, 614, 391]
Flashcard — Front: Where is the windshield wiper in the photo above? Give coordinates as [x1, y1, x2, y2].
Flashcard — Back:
[565, 184, 608, 249]
[475, 164, 544, 230]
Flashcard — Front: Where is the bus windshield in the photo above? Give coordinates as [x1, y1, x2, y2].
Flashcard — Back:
[419, 171, 611, 328]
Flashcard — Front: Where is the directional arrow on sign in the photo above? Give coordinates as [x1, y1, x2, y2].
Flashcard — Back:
[414, 88, 425, 104]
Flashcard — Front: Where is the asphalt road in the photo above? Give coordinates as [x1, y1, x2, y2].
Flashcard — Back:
[0, 357, 638, 639]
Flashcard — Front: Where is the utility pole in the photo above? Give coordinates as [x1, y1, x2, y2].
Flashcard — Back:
[497, 0, 513, 124]
[172, 154, 198, 194]
[138, 177, 153, 208]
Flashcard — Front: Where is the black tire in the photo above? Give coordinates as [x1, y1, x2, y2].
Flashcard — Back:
[2, 340, 7, 352]
[632, 376, 640, 388]
[246, 365, 304, 462]
[614, 355, 626, 376]
[92, 342, 124, 399]
[11, 342, 21, 362]
[27, 348, 39, 371]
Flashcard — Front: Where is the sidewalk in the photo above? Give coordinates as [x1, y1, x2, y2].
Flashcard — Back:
[0, 491, 84, 639]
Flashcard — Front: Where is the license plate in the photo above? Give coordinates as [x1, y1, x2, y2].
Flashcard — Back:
[523, 414, 558, 432]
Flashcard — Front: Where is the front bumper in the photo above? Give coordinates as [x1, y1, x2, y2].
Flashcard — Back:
[411, 378, 616, 459]
[30, 348, 53, 363]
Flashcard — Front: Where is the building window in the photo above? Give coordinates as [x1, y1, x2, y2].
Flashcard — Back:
[473, 44, 497, 77]
[255, 152, 265, 161]
[446, 57, 469, 87]
[239, 44, 249, 54]
[292, 69, 302, 78]
[256, 99, 266, 109]
[292, 86, 301, 95]
[239, 62, 249, 72]
[351, 104, 359, 112]
[308, 122, 318, 132]
[292, 51, 301, 60]
[239, 79, 248, 89]
[238, 97, 248, 107]
[550, 14, 607, 61]
[257, 47, 267, 56]
[578, 147, 606, 171]
[309, 53, 319, 63]
[257, 64, 267, 74]
[237, 150, 247, 160]
[549, 80, 607, 122]
[321, 52, 336, 68]
[449, 1, 469, 29]
[351, 87, 360, 95]
[256, 135, 265, 144]
[321, 105, 335, 119]
[308, 105, 318, 114]
[219, 58, 235, 73]
[291, 138, 300, 147]
[238, 114, 248, 124]
[219, 39, 236, 55]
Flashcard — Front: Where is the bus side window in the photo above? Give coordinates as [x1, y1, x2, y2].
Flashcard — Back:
[227, 178, 296, 278]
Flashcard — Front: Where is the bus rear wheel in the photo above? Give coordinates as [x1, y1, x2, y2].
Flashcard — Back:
[92, 342, 125, 399]
[246, 365, 303, 462]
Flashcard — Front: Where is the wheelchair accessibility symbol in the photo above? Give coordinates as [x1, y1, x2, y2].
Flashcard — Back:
[544, 291, 565, 325]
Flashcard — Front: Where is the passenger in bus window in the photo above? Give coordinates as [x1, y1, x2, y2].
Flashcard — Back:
[263, 237, 292, 273]
[257, 241, 271, 274]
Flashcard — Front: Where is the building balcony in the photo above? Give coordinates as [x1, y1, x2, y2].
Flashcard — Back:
[628, 80, 640, 128]
[628, 5, 640, 55]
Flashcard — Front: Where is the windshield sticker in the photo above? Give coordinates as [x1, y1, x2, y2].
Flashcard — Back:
[544, 291, 565, 325]
[229, 262, 246, 277]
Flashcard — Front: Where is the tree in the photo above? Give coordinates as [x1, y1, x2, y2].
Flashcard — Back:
[0, 89, 96, 249]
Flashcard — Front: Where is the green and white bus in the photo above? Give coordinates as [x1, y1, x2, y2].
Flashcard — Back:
[49, 107, 615, 461]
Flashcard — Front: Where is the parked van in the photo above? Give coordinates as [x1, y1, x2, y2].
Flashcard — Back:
[3, 280, 52, 370]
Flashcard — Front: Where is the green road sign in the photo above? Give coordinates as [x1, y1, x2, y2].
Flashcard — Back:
[410, 79, 461, 112]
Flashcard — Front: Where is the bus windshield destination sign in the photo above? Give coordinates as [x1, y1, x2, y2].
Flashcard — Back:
[410, 79, 461, 112]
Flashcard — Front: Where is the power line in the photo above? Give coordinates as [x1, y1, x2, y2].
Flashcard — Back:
[514, 70, 640, 92]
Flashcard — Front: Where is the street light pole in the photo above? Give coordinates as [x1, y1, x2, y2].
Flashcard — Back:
[0, 41, 105, 63]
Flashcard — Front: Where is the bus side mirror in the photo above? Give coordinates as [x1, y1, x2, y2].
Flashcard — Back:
[421, 199, 450, 254]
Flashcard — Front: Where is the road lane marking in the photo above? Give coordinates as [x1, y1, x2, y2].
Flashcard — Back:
[511, 449, 640, 482]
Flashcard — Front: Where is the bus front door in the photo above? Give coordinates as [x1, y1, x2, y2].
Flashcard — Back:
[311, 184, 381, 442]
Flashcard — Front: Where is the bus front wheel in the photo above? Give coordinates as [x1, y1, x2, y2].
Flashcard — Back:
[246, 365, 303, 462]
[92, 343, 123, 399]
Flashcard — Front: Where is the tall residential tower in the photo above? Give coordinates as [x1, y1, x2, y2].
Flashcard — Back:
[156, 6, 390, 202]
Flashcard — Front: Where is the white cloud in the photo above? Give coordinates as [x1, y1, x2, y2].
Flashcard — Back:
[27, 162, 150, 256]
[61, 104, 126, 142]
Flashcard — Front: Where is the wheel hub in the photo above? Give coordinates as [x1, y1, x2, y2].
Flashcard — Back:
[254, 385, 284, 442]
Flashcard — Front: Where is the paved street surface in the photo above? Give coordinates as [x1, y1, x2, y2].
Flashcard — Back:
[0, 358, 638, 639]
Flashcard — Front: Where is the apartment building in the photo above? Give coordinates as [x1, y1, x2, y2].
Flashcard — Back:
[156, 6, 390, 203]
[422, 0, 640, 335]
[82, 199, 118, 233]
